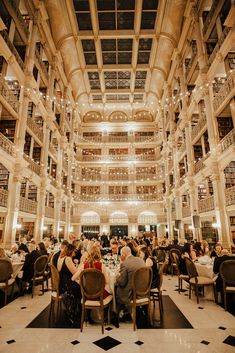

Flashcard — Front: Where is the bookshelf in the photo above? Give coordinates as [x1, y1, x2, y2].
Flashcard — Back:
[208, 178, 214, 195]
[201, 221, 218, 246]
[0, 163, 9, 190]
[217, 117, 234, 140]
[24, 132, 31, 155]
[32, 146, 41, 163]
[193, 145, 203, 161]
[203, 131, 210, 153]
[224, 161, 235, 188]
[0, 120, 16, 142]
[198, 184, 207, 199]
[20, 182, 27, 197]
[28, 183, 37, 201]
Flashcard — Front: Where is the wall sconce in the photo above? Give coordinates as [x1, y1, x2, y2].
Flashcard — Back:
[15, 224, 22, 229]
[58, 227, 63, 232]
[42, 226, 48, 231]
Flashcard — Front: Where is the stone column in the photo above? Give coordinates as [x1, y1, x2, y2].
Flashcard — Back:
[34, 178, 47, 242]
[53, 191, 62, 238]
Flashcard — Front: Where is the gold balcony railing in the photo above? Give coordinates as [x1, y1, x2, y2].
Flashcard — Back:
[60, 211, 66, 221]
[225, 185, 235, 206]
[0, 80, 20, 112]
[27, 118, 43, 142]
[0, 188, 8, 207]
[0, 132, 15, 156]
[35, 48, 49, 81]
[213, 71, 235, 113]
[198, 195, 215, 213]
[19, 196, 37, 214]
[182, 206, 191, 218]
[45, 206, 54, 218]
[23, 154, 41, 175]
[191, 117, 207, 141]
[203, 0, 220, 35]
[220, 128, 235, 153]
[208, 26, 230, 65]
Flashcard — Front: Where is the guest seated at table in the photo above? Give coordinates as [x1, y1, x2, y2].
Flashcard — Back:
[210, 243, 223, 258]
[37, 242, 48, 256]
[72, 239, 83, 264]
[193, 241, 203, 257]
[72, 245, 111, 298]
[201, 240, 210, 256]
[127, 239, 138, 256]
[0, 247, 11, 262]
[22, 243, 40, 290]
[115, 246, 145, 317]
[57, 244, 81, 326]
[18, 236, 29, 253]
[110, 239, 119, 255]
[213, 248, 235, 301]
[52, 240, 69, 267]
[179, 242, 197, 275]
[160, 238, 183, 253]
[10, 243, 20, 256]
[138, 246, 159, 288]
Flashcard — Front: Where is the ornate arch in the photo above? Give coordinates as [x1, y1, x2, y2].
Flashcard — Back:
[134, 110, 153, 122]
[83, 111, 102, 123]
[108, 111, 128, 122]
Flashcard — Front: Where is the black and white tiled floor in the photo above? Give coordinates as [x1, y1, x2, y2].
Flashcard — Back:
[0, 276, 235, 353]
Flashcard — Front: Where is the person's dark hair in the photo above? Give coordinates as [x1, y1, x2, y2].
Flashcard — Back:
[182, 243, 191, 258]
[173, 239, 178, 245]
[60, 244, 76, 258]
[38, 242, 47, 252]
[139, 246, 150, 261]
[193, 241, 202, 257]
[61, 240, 69, 246]
[127, 240, 138, 256]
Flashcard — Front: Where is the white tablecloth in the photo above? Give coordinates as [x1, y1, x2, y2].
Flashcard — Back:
[12, 262, 23, 278]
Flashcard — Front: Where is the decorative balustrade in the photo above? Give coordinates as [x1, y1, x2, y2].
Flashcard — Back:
[179, 142, 186, 155]
[7, 0, 29, 38]
[134, 135, 155, 143]
[0, 188, 8, 207]
[168, 160, 173, 171]
[182, 206, 191, 218]
[213, 71, 235, 112]
[19, 196, 37, 214]
[225, 185, 235, 206]
[49, 144, 57, 159]
[23, 154, 41, 175]
[108, 174, 129, 181]
[60, 212, 66, 221]
[108, 136, 129, 143]
[220, 128, 235, 153]
[198, 195, 215, 213]
[77, 193, 163, 202]
[62, 160, 68, 172]
[45, 206, 54, 218]
[203, 0, 220, 34]
[194, 158, 205, 174]
[191, 117, 207, 141]
[157, 214, 167, 223]
[208, 26, 230, 65]
[171, 211, 176, 220]
[50, 178, 57, 188]
[35, 48, 49, 80]
[136, 173, 157, 181]
[0, 81, 20, 112]
[27, 118, 43, 142]
[179, 177, 185, 186]
[1, 30, 24, 70]
[0, 132, 15, 156]
[185, 45, 198, 77]
[80, 135, 102, 143]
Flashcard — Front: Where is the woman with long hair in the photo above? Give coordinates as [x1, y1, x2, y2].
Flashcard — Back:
[57, 244, 81, 326]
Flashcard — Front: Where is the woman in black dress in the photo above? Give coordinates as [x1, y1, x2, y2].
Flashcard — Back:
[57, 244, 81, 326]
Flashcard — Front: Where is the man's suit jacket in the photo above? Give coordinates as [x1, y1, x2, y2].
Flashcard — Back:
[22, 250, 40, 282]
[116, 255, 146, 305]
[19, 243, 29, 253]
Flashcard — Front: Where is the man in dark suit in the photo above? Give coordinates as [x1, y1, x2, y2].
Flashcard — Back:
[116, 246, 146, 312]
[52, 240, 69, 267]
[18, 236, 29, 253]
[213, 249, 235, 293]
[22, 243, 40, 285]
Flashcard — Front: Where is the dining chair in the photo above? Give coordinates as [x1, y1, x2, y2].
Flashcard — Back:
[48, 263, 63, 321]
[32, 255, 49, 298]
[131, 267, 152, 331]
[169, 249, 180, 276]
[80, 269, 113, 334]
[150, 261, 166, 320]
[185, 257, 217, 304]
[0, 259, 15, 305]
[219, 260, 235, 311]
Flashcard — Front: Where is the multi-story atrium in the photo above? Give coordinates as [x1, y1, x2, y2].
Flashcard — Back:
[0, 0, 235, 352]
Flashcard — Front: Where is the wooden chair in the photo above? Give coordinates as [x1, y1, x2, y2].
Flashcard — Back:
[0, 259, 15, 306]
[80, 269, 113, 334]
[131, 267, 152, 331]
[48, 263, 63, 321]
[220, 260, 235, 311]
[169, 249, 180, 276]
[150, 261, 166, 320]
[185, 257, 217, 304]
[32, 255, 48, 298]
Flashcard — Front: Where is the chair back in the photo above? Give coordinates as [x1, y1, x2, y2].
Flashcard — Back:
[80, 269, 105, 301]
[169, 249, 180, 264]
[132, 267, 152, 300]
[185, 257, 198, 279]
[0, 259, 13, 282]
[48, 263, 60, 294]
[220, 260, 235, 286]
[34, 255, 48, 276]
[154, 249, 166, 263]
[158, 261, 167, 289]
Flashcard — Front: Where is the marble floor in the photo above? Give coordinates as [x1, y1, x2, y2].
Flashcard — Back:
[0, 276, 234, 353]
